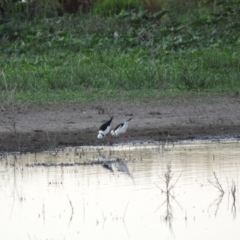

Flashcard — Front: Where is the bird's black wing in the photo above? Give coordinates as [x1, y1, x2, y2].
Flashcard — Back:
[114, 122, 124, 130]
[99, 116, 113, 131]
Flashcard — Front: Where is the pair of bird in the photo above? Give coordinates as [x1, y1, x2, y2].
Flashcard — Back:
[97, 116, 132, 139]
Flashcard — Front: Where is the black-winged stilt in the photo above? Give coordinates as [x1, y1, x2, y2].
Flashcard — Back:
[97, 116, 113, 139]
[111, 118, 132, 137]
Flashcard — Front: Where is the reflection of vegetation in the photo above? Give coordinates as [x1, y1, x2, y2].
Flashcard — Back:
[155, 162, 182, 230]
[67, 194, 74, 226]
[208, 172, 224, 216]
[208, 194, 224, 216]
[231, 180, 236, 205]
[208, 172, 224, 195]
[162, 163, 181, 197]
[208, 172, 237, 219]
[230, 180, 236, 219]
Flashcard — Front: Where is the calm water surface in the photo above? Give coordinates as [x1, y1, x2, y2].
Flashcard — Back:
[0, 140, 240, 240]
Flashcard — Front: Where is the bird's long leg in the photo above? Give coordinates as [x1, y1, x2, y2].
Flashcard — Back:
[105, 133, 112, 146]
[122, 133, 131, 143]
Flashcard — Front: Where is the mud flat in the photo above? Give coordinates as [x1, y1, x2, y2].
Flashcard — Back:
[0, 95, 240, 152]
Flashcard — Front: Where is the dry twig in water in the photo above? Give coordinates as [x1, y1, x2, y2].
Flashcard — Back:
[208, 172, 225, 195]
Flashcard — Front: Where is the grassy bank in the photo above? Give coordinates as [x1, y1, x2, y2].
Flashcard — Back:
[0, 1, 240, 104]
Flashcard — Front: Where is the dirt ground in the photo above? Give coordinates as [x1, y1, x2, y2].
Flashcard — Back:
[0, 95, 240, 153]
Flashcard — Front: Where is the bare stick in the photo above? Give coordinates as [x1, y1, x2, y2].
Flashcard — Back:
[231, 180, 237, 219]
[83, 197, 85, 223]
[231, 180, 236, 206]
[169, 172, 182, 192]
[67, 194, 74, 224]
[208, 172, 224, 195]
[123, 201, 129, 222]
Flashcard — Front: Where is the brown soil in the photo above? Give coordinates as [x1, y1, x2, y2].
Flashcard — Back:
[0, 95, 240, 153]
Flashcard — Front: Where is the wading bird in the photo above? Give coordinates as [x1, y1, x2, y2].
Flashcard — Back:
[111, 118, 132, 137]
[97, 116, 113, 139]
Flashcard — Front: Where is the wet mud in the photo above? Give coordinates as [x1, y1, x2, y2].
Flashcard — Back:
[0, 95, 240, 153]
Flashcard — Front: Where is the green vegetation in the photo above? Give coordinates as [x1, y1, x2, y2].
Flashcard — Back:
[93, 0, 142, 16]
[0, 0, 240, 104]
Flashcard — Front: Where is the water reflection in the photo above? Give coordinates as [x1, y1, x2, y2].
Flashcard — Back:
[0, 140, 240, 240]
[230, 180, 237, 219]
[208, 193, 224, 216]
[98, 155, 131, 177]
[155, 162, 182, 233]
[208, 171, 225, 217]
[207, 171, 238, 220]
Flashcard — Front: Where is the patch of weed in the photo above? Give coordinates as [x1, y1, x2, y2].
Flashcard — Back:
[0, 1, 240, 104]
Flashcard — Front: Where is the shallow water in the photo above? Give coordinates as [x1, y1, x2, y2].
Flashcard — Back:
[1, 140, 240, 240]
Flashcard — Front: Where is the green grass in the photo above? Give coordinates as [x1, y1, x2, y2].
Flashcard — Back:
[0, 1, 240, 105]
[93, 0, 143, 16]
[6, 89, 233, 107]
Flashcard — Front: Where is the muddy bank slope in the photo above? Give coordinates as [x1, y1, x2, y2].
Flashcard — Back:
[0, 96, 240, 153]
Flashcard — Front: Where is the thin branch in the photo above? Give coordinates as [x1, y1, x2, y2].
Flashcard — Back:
[67, 194, 74, 225]
[123, 201, 129, 222]
[169, 172, 182, 192]
[208, 172, 224, 195]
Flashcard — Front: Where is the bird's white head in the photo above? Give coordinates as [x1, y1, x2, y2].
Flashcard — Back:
[97, 133, 104, 139]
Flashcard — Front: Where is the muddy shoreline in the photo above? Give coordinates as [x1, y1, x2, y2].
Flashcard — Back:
[0, 96, 240, 153]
